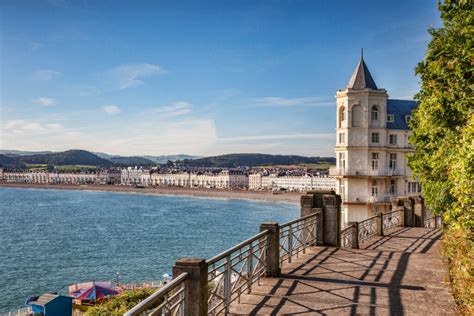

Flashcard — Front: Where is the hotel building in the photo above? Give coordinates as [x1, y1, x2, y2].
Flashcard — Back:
[330, 54, 421, 226]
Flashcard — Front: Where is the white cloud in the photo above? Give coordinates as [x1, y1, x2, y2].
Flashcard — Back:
[32, 69, 61, 81]
[151, 102, 192, 117]
[252, 96, 333, 107]
[102, 105, 121, 115]
[110, 63, 167, 89]
[33, 97, 56, 107]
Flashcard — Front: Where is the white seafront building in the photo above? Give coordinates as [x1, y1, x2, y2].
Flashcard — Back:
[150, 170, 248, 189]
[330, 53, 421, 227]
[249, 173, 336, 192]
[2, 170, 97, 184]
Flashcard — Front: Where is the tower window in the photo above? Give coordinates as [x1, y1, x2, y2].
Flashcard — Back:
[339, 133, 345, 144]
[371, 105, 379, 121]
[371, 153, 379, 170]
[371, 132, 380, 143]
[389, 134, 397, 145]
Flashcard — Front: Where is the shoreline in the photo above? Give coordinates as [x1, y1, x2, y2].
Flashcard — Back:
[0, 183, 301, 204]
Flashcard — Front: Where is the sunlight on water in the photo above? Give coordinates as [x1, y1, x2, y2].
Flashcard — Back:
[0, 187, 298, 312]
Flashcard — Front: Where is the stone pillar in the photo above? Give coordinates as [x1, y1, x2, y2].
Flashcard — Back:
[173, 258, 208, 316]
[378, 213, 384, 236]
[322, 193, 341, 247]
[413, 196, 424, 227]
[348, 221, 359, 249]
[260, 222, 281, 277]
[315, 211, 324, 246]
[301, 193, 324, 245]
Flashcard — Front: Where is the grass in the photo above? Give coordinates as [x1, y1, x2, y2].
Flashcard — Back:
[442, 226, 474, 315]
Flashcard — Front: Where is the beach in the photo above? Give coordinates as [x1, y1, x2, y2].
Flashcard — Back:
[0, 183, 301, 204]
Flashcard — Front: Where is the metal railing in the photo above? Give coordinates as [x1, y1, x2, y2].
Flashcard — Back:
[424, 216, 442, 229]
[206, 231, 268, 315]
[340, 225, 356, 248]
[357, 216, 379, 243]
[279, 212, 320, 264]
[329, 168, 404, 177]
[382, 210, 403, 230]
[124, 272, 188, 316]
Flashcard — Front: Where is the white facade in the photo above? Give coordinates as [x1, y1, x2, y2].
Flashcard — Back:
[2, 171, 96, 184]
[249, 173, 336, 192]
[331, 54, 421, 227]
[121, 167, 147, 186]
[150, 170, 249, 189]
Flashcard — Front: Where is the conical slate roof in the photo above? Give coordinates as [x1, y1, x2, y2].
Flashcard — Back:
[346, 52, 378, 90]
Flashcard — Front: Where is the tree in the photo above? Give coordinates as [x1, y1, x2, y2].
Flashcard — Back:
[408, 0, 473, 230]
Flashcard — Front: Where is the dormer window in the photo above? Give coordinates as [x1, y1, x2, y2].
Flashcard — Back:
[371, 105, 379, 121]
[387, 114, 395, 122]
[405, 115, 412, 124]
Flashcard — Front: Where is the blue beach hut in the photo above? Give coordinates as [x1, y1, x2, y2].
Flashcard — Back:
[30, 293, 72, 316]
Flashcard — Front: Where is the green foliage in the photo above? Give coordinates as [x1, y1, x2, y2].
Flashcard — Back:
[408, 0, 473, 230]
[442, 226, 474, 314]
[408, 1, 473, 312]
[83, 288, 158, 316]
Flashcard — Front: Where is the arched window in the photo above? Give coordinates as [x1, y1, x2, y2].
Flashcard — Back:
[371, 105, 379, 121]
[339, 107, 346, 127]
[352, 104, 364, 127]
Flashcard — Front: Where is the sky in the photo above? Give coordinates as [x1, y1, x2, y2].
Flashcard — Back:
[0, 0, 442, 157]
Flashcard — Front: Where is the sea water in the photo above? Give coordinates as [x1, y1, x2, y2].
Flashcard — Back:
[0, 187, 298, 312]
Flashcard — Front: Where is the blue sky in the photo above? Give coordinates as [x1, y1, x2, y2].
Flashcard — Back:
[0, 0, 441, 157]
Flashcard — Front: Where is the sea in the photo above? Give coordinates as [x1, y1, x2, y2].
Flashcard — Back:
[0, 187, 299, 312]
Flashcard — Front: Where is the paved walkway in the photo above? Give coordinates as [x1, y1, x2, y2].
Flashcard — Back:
[229, 227, 456, 315]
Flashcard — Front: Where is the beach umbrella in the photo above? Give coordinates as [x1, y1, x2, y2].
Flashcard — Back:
[70, 283, 118, 301]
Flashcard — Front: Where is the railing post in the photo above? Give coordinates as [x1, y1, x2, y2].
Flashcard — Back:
[260, 222, 281, 277]
[172, 258, 208, 316]
[316, 211, 323, 246]
[348, 222, 359, 249]
[378, 213, 384, 236]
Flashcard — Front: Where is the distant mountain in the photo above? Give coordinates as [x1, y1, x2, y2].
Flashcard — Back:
[17, 150, 112, 166]
[0, 154, 16, 165]
[0, 150, 54, 157]
[107, 156, 155, 166]
[93, 152, 200, 164]
[142, 154, 202, 164]
[176, 153, 336, 168]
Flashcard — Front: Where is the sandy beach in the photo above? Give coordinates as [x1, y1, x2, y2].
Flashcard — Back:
[0, 183, 301, 204]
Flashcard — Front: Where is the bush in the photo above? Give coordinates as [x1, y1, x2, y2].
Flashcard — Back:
[442, 226, 474, 315]
[83, 288, 159, 316]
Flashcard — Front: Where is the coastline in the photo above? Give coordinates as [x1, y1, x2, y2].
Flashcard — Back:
[0, 183, 301, 204]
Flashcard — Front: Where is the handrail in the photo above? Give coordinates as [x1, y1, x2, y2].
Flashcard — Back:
[358, 215, 378, 226]
[280, 211, 320, 228]
[206, 230, 269, 265]
[207, 230, 268, 315]
[279, 212, 320, 264]
[382, 209, 403, 217]
[124, 272, 188, 316]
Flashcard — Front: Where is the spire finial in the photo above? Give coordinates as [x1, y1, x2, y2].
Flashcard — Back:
[361, 48, 364, 60]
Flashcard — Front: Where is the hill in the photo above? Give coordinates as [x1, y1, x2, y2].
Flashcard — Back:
[107, 156, 155, 166]
[175, 153, 335, 168]
[142, 154, 202, 164]
[17, 150, 112, 166]
[0, 154, 16, 165]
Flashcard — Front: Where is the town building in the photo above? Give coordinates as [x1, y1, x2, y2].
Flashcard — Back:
[150, 170, 248, 189]
[330, 53, 421, 227]
[249, 173, 336, 192]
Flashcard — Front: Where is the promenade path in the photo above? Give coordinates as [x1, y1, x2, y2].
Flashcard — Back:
[229, 227, 456, 315]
